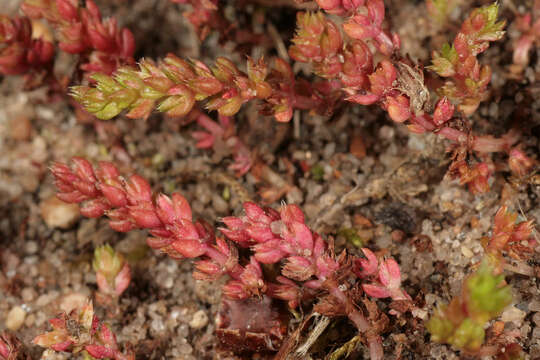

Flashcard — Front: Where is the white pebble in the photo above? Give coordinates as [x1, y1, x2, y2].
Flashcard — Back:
[40, 196, 80, 229]
[189, 310, 208, 330]
[5, 306, 26, 331]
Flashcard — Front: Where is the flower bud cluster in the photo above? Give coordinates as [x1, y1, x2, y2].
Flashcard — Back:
[342, 0, 399, 56]
[52, 157, 410, 359]
[288, 9, 461, 142]
[21, 0, 135, 76]
[483, 206, 535, 272]
[51, 158, 270, 300]
[33, 301, 134, 360]
[93, 244, 131, 298]
[429, 3, 506, 115]
[0, 15, 54, 75]
[220, 201, 341, 305]
[292, 2, 522, 175]
[448, 160, 492, 195]
[354, 248, 411, 301]
[289, 12, 344, 79]
[426, 261, 512, 353]
[508, 148, 535, 178]
[0, 332, 27, 360]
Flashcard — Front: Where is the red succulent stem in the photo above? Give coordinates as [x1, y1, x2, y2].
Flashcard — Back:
[52, 157, 389, 358]
[0, 15, 55, 76]
[325, 278, 383, 360]
[21, 0, 135, 76]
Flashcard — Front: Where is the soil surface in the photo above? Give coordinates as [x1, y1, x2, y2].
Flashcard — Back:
[1, 0, 539, 359]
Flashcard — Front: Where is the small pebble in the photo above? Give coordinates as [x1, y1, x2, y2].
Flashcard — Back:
[8, 115, 32, 141]
[211, 193, 228, 214]
[532, 312, 540, 326]
[24, 313, 35, 327]
[151, 318, 166, 334]
[21, 287, 36, 302]
[460, 245, 473, 258]
[35, 291, 59, 307]
[24, 241, 38, 255]
[5, 306, 26, 331]
[500, 306, 526, 324]
[528, 300, 540, 312]
[40, 196, 80, 229]
[189, 310, 208, 330]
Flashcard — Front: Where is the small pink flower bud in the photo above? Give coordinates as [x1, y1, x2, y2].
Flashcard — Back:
[314, 254, 339, 278]
[508, 148, 534, 177]
[125, 175, 152, 204]
[253, 240, 287, 264]
[193, 260, 221, 279]
[244, 202, 271, 223]
[96, 162, 121, 182]
[172, 193, 192, 220]
[362, 283, 391, 298]
[355, 248, 379, 277]
[128, 204, 161, 229]
[170, 219, 200, 240]
[81, 198, 110, 218]
[378, 258, 401, 289]
[93, 244, 131, 297]
[0, 337, 9, 359]
[469, 163, 491, 194]
[386, 95, 411, 123]
[245, 223, 274, 243]
[268, 276, 301, 308]
[70, 179, 98, 197]
[171, 238, 206, 258]
[85, 0, 101, 18]
[114, 263, 131, 296]
[312, 234, 327, 257]
[87, 25, 115, 53]
[238, 258, 265, 295]
[56, 190, 85, 204]
[346, 92, 380, 105]
[510, 220, 534, 243]
[57, 0, 79, 21]
[85, 344, 116, 359]
[108, 209, 135, 232]
[222, 280, 249, 300]
[192, 130, 215, 148]
[156, 194, 174, 224]
[316, 0, 341, 12]
[97, 323, 117, 347]
[369, 60, 397, 96]
[100, 184, 127, 207]
[280, 204, 305, 224]
[50, 340, 74, 352]
[289, 222, 314, 253]
[72, 157, 97, 183]
[282, 256, 314, 281]
[432, 97, 455, 126]
[513, 34, 533, 67]
[220, 228, 250, 246]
